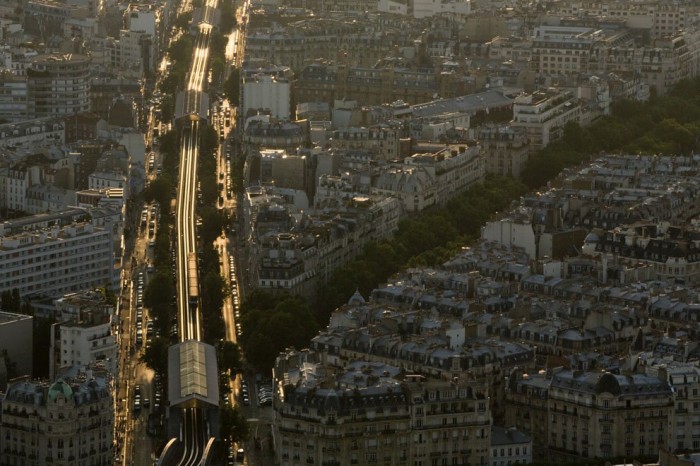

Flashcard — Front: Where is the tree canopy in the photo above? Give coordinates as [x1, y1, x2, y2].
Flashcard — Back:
[223, 68, 240, 106]
[521, 78, 700, 189]
[219, 405, 249, 443]
[140, 336, 170, 377]
[238, 291, 319, 371]
[316, 174, 527, 321]
[217, 340, 242, 374]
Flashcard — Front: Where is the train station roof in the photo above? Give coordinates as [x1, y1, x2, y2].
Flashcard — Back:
[168, 340, 220, 408]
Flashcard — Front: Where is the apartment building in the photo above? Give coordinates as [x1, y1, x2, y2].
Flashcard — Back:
[26, 54, 91, 118]
[490, 426, 532, 466]
[0, 71, 28, 121]
[511, 89, 581, 151]
[49, 289, 117, 379]
[273, 352, 492, 466]
[25, 184, 77, 214]
[0, 221, 116, 298]
[552, 1, 693, 40]
[0, 117, 65, 150]
[0, 366, 113, 466]
[585, 222, 700, 285]
[3, 162, 43, 213]
[331, 125, 404, 162]
[506, 369, 673, 461]
[477, 125, 529, 178]
[242, 73, 291, 122]
[23, 0, 88, 41]
[242, 119, 308, 152]
[250, 195, 401, 299]
[373, 165, 437, 213]
[504, 371, 549, 456]
[645, 362, 700, 453]
[378, 0, 469, 18]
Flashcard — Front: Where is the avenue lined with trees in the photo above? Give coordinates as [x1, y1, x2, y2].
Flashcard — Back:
[236, 77, 700, 372]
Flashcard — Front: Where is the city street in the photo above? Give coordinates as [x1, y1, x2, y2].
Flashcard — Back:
[117, 164, 160, 466]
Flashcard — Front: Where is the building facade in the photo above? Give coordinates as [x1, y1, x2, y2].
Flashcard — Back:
[26, 54, 90, 118]
[0, 311, 34, 377]
[49, 290, 117, 379]
[506, 369, 673, 461]
[0, 221, 117, 298]
[273, 352, 492, 466]
[0, 366, 113, 466]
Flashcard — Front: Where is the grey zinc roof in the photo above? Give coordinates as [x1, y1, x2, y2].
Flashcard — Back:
[491, 426, 532, 447]
[168, 340, 220, 409]
[411, 90, 513, 119]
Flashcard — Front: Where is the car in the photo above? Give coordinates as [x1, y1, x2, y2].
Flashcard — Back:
[236, 448, 245, 462]
[242, 395, 250, 406]
[143, 398, 150, 408]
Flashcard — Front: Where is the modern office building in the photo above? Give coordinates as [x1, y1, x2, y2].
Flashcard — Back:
[26, 53, 91, 118]
[0, 221, 117, 298]
[0, 365, 114, 466]
[510, 90, 581, 151]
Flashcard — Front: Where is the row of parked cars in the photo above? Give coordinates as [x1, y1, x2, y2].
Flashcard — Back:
[226, 445, 244, 466]
[240, 378, 250, 406]
[257, 382, 273, 407]
[135, 272, 145, 347]
[135, 272, 157, 348]
[229, 253, 242, 338]
[133, 384, 148, 413]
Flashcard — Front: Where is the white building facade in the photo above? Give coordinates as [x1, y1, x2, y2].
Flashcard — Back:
[242, 74, 291, 123]
[0, 222, 117, 298]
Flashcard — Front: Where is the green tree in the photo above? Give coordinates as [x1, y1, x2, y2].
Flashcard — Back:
[217, 340, 242, 374]
[144, 271, 176, 329]
[174, 11, 192, 31]
[168, 35, 194, 65]
[143, 174, 174, 218]
[199, 124, 220, 155]
[239, 293, 318, 371]
[219, 405, 249, 443]
[1, 349, 18, 378]
[222, 69, 240, 105]
[199, 207, 228, 245]
[2, 288, 22, 313]
[140, 336, 170, 377]
[219, 372, 232, 397]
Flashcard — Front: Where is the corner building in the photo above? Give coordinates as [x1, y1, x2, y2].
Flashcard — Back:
[273, 354, 491, 466]
[27, 54, 90, 118]
[0, 367, 113, 465]
[506, 369, 673, 462]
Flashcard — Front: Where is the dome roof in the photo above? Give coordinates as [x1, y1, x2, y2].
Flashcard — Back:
[323, 389, 340, 412]
[584, 232, 600, 243]
[347, 289, 365, 306]
[595, 372, 621, 396]
[47, 379, 73, 402]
